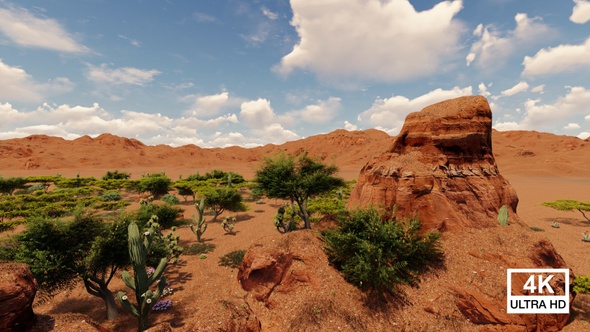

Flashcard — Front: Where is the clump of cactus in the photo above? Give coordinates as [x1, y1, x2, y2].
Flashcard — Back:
[190, 198, 207, 242]
[582, 232, 590, 242]
[117, 219, 168, 332]
[221, 216, 236, 234]
[551, 221, 560, 228]
[497, 205, 509, 226]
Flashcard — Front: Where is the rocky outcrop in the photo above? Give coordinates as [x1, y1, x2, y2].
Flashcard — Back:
[0, 263, 37, 331]
[348, 96, 520, 231]
[348, 96, 574, 331]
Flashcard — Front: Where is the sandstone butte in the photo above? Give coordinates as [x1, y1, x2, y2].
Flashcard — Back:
[346, 95, 574, 331]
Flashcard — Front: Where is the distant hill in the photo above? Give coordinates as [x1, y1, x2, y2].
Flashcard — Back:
[0, 129, 588, 178]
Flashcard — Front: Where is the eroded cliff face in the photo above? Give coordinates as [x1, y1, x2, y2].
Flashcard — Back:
[348, 95, 519, 231]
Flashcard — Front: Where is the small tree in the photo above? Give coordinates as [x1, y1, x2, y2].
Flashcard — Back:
[14, 211, 130, 320]
[0, 176, 27, 195]
[203, 188, 247, 221]
[82, 217, 131, 320]
[134, 173, 172, 198]
[255, 153, 345, 229]
[103, 170, 131, 180]
[542, 200, 590, 223]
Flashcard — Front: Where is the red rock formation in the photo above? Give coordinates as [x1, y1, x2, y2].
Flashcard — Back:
[0, 263, 37, 331]
[348, 96, 520, 231]
[348, 96, 574, 331]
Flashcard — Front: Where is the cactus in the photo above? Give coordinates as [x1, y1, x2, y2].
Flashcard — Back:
[117, 218, 168, 332]
[190, 198, 207, 242]
[497, 205, 509, 226]
[221, 216, 236, 234]
[227, 173, 233, 188]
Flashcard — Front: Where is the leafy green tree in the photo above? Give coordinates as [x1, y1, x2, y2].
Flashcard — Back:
[14, 212, 130, 320]
[134, 173, 172, 198]
[80, 216, 131, 320]
[255, 153, 345, 229]
[323, 208, 443, 297]
[542, 200, 590, 223]
[173, 181, 196, 201]
[102, 170, 131, 180]
[203, 187, 247, 220]
[0, 176, 27, 195]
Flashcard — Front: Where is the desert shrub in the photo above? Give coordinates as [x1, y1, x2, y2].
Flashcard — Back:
[161, 194, 180, 205]
[14, 214, 103, 291]
[323, 208, 443, 296]
[0, 237, 19, 261]
[135, 203, 183, 229]
[27, 183, 46, 193]
[95, 201, 130, 211]
[134, 173, 172, 197]
[0, 176, 27, 195]
[102, 190, 122, 201]
[530, 226, 545, 232]
[307, 195, 347, 216]
[203, 187, 247, 220]
[102, 170, 130, 180]
[573, 276, 590, 294]
[184, 242, 216, 256]
[219, 250, 246, 269]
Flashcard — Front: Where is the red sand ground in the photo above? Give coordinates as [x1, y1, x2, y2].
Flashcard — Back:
[1, 129, 589, 331]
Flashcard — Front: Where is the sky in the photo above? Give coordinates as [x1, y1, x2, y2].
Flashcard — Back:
[0, 0, 590, 147]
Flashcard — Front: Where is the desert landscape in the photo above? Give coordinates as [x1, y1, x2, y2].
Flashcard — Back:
[1, 97, 590, 331]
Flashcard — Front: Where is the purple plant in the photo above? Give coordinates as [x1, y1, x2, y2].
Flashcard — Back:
[151, 299, 172, 311]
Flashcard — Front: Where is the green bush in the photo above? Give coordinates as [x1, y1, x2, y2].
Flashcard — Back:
[573, 275, 590, 294]
[0, 237, 19, 261]
[102, 170, 130, 180]
[27, 183, 46, 193]
[102, 191, 122, 201]
[219, 250, 246, 269]
[134, 173, 172, 197]
[323, 208, 443, 296]
[161, 194, 180, 205]
[184, 242, 216, 255]
[135, 203, 183, 229]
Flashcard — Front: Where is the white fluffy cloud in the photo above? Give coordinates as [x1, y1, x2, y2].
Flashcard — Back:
[188, 92, 230, 117]
[295, 97, 341, 123]
[571, 0, 590, 24]
[0, 5, 88, 53]
[501, 81, 529, 97]
[343, 121, 358, 131]
[467, 13, 552, 67]
[357, 86, 473, 134]
[239, 98, 277, 128]
[87, 64, 161, 86]
[494, 86, 590, 132]
[275, 0, 464, 82]
[522, 37, 590, 77]
[564, 123, 581, 130]
[0, 59, 74, 102]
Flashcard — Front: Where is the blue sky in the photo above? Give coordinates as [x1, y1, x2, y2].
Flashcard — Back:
[1, 0, 589, 147]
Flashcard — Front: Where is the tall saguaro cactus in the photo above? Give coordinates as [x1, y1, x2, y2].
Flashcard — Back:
[117, 219, 168, 332]
[190, 198, 207, 242]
